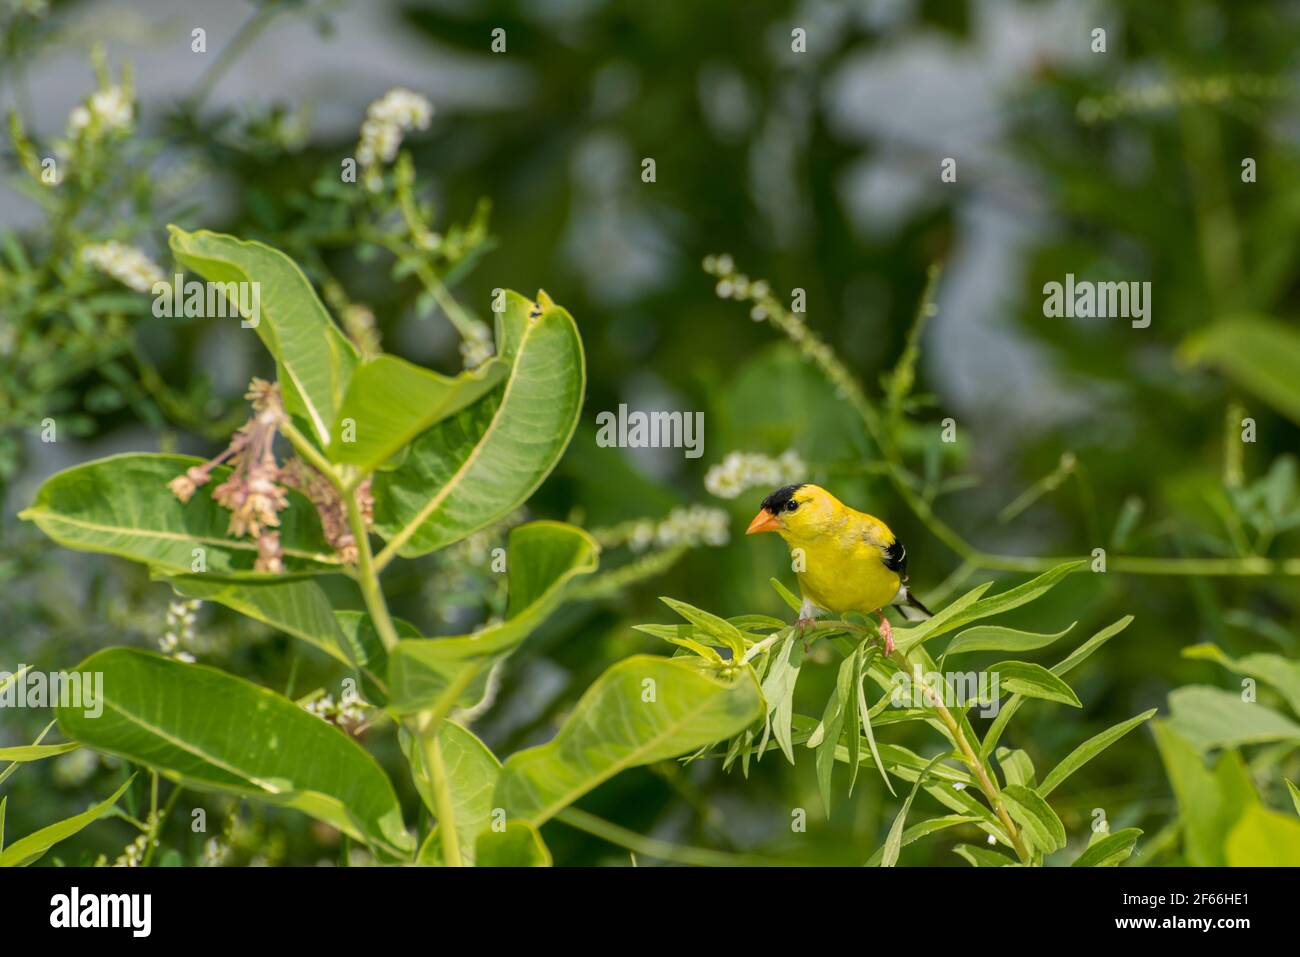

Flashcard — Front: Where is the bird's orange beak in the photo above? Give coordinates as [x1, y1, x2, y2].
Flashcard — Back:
[746, 509, 781, 535]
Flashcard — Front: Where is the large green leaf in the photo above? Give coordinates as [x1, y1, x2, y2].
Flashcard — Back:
[1183, 643, 1300, 716]
[1168, 685, 1300, 750]
[386, 521, 598, 716]
[20, 454, 340, 576]
[404, 720, 500, 866]
[1038, 709, 1157, 797]
[0, 778, 133, 867]
[1181, 315, 1300, 424]
[475, 821, 552, 866]
[496, 655, 763, 824]
[1225, 805, 1300, 866]
[1001, 784, 1066, 855]
[168, 227, 357, 446]
[1151, 720, 1257, 866]
[57, 649, 411, 859]
[373, 291, 584, 558]
[329, 354, 506, 473]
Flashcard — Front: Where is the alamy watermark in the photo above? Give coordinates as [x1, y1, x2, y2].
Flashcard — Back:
[890, 664, 1001, 718]
[152, 273, 262, 328]
[595, 404, 704, 459]
[1042, 273, 1150, 328]
[0, 666, 103, 718]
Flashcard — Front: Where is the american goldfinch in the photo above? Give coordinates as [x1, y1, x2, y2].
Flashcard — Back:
[746, 483, 932, 653]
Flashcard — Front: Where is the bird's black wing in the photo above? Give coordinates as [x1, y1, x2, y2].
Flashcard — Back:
[881, 539, 908, 580]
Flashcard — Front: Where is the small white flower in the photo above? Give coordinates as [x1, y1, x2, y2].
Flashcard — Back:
[704, 449, 807, 500]
[66, 84, 133, 138]
[80, 241, 164, 293]
[355, 87, 433, 187]
[458, 319, 495, 370]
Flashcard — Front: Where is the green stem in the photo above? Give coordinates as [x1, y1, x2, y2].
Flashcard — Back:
[345, 492, 399, 652]
[419, 718, 463, 867]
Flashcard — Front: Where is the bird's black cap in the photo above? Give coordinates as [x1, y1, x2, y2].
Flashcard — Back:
[760, 484, 804, 514]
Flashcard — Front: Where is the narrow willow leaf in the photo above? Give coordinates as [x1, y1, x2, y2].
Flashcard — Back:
[387, 522, 598, 716]
[1180, 315, 1300, 425]
[373, 292, 584, 557]
[496, 655, 763, 825]
[329, 354, 506, 473]
[729, 614, 788, 632]
[814, 655, 855, 815]
[760, 632, 802, 763]
[990, 660, 1081, 707]
[996, 748, 1036, 788]
[1038, 709, 1156, 798]
[659, 597, 747, 658]
[169, 227, 357, 446]
[476, 820, 551, 866]
[893, 582, 992, 653]
[846, 645, 865, 795]
[881, 753, 947, 867]
[0, 777, 133, 867]
[0, 796, 5, 853]
[0, 742, 80, 762]
[1288, 779, 1300, 816]
[1001, 784, 1065, 854]
[769, 577, 802, 613]
[943, 622, 1075, 657]
[863, 814, 980, 866]
[20, 454, 340, 576]
[1168, 685, 1300, 750]
[856, 649, 895, 796]
[632, 624, 725, 664]
[57, 649, 412, 859]
[1225, 805, 1300, 866]
[402, 720, 499, 866]
[980, 616, 1133, 761]
[1071, 827, 1142, 867]
[953, 844, 1018, 866]
[1182, 642, 1300, 715]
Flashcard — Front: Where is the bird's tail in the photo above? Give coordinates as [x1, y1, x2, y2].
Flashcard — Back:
[895, 587, 933, 622]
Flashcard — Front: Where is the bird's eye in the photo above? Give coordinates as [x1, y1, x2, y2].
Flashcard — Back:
[785, 500, 799, 513]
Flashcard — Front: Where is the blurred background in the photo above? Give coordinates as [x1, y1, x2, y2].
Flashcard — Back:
[3, 0, 1300, 865]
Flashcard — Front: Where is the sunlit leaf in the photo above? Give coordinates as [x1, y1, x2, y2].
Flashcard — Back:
[0, 777, 133, 867]
[1038, 709, 1156, 798]
[1072, 827, 1142, 867]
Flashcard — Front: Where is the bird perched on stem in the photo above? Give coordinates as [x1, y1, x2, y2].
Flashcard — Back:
[746, 483, 932, 654]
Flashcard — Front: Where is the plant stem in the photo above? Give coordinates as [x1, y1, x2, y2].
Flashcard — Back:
[418, 718, 463, 867]
[345, 491, 400, 652]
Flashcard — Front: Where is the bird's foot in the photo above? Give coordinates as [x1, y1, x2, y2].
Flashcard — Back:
[875, 614, 895, 655]
[795, 617, 818, 652]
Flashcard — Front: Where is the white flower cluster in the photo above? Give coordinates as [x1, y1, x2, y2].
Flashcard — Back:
[606, 505, 730, 553]
[302, 692, 367, 727]
[356, 87, 433, 174]
[52, 748, 98, 788]
[201, 837, 231, 867]
[159, 599, 201, 663]
[704, 450, 807, 499]
[66, 85, 133, 138]
[459, 318, 496, 370]
[80, 241, 165, 294]
[113, 831, 156, 867]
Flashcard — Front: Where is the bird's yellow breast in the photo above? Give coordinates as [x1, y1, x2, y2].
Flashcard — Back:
[793, 533, 900, 615]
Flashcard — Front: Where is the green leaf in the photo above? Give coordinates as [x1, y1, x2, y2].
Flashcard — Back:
[880, 753, 947, 866]
[855, 647, 894, 796]
[1151, 720, 1257, 866]
[996, 748, 1036, 788]
[1182, 643, 1300, 716]
[943, 622, 1075, 657]
[387, 522, 598, 716]
[403, 720, 499, 866]
[0, 777, 133, 867]
[769, 577, 802, 614]
[893, 582, 992, 653]
[373, 292, 584, 557]
[990, 660, 1081, 707]
[863, 815, 980, 866]
[496, 655, 763, 825]
[760, 631, 802, 763]
[0, 742, 80, 762]
[476, 821, 552, 867]
[1288, 779, 1300, 816]
[1038, 709, 1157, 798]
[1001, 784, 1066, 854]
[168, 226, 357, 446]
[164, 574, 379, 684]
[329, 354, 506, 473]
[1181, 315, 1300, 424]
[812, 654, 855, 816]
[57, 648, 412, 859]
[1072, 827, 1142, 867]
[1168, 685, 1300, 750]
[1225, 804, 1300, 866]
[980, 616, 1133, 761]
[659, 597, 747, 658]
[953, 844, 1018, 867]
[20, 454, 340, 576]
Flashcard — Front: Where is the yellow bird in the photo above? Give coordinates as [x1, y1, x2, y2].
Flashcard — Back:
[746, 483, 932, 653]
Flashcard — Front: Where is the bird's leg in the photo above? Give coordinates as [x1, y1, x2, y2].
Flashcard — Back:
[795, 598, 821, 651]
[874, 612, 895, 656]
